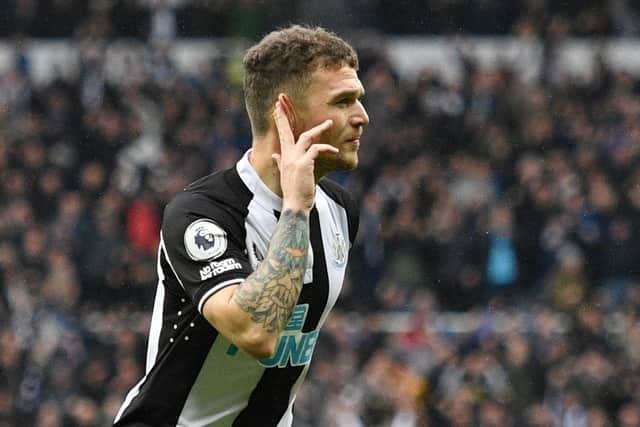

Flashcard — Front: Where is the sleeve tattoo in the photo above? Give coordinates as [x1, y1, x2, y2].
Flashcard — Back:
[234, 209, 309, 333]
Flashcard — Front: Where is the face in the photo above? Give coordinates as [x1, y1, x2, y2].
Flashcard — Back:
[293, 65, 369, 173]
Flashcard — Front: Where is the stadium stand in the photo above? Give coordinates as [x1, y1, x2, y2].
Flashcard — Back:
[2, 1, 640, 426]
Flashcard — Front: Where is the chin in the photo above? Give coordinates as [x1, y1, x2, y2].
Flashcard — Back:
[334, 154, 359, 171]
[317, 153, 358, 173]
[341, 157, 359, 170]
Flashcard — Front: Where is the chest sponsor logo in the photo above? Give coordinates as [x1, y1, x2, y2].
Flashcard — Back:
[199, 258, 242, 281]
[258, 304, 319, 368]
[184, 219, 227, 261]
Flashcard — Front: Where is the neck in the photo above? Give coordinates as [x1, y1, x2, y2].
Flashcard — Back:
[250, 129, 326, 197]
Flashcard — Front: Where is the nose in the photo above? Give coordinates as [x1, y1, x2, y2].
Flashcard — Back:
[350, 100, 369, 127]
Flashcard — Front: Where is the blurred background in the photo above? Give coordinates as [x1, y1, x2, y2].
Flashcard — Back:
[2, 1, 640, 426]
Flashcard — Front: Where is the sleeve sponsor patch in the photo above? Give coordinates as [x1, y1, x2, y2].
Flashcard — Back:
[184, 219, 227, 261]
[199, 258, 243, 281]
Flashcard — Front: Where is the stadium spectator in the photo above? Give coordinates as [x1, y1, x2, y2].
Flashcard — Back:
[2, 16, 640, 426]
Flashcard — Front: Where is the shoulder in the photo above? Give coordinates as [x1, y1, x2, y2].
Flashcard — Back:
[318, 178, 357, 213]
[318, 177, 360, 244]
[163, 168, 253, 247]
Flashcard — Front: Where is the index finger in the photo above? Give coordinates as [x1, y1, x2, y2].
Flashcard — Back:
[272, 101, 295, 148]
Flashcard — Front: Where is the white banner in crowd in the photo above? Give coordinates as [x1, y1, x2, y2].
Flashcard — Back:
[2, 37, 640, 85]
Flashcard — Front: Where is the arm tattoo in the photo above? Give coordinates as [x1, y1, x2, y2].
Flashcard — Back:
[234, 209, 309, 333]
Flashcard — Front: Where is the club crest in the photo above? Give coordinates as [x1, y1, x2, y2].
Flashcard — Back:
[333, 232, 347, 268]
[184, 219, 227, 261]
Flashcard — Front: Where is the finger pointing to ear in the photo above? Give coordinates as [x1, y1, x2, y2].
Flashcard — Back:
[273, 101, 295, 148]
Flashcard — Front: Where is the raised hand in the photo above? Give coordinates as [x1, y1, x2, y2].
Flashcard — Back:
[272, 95, 338, 213]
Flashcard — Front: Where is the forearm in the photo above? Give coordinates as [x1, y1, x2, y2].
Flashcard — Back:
[233, 208, 309, 334]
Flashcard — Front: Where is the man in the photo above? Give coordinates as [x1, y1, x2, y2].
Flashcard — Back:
[114, 25, 369, 426]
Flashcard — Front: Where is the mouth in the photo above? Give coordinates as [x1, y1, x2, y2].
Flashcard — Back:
[345, 135, 362, 144]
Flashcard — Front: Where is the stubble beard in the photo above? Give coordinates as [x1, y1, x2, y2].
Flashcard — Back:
[316, 149, 358, 175]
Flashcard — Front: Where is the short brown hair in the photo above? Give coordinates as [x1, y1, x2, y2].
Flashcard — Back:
[243, 25, 359, 135]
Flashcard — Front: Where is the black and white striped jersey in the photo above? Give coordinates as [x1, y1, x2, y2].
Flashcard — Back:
[114, 150, 359, 427]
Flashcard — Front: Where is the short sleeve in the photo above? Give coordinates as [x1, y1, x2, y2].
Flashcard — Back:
[160, 193, 253, 313]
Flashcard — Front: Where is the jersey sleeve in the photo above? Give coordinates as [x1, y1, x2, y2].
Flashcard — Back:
[160, 193, 253, 314]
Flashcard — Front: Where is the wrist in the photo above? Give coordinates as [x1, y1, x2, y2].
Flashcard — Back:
[281, 201, 311, 216]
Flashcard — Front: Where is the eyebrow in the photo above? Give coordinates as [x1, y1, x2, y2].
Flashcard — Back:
[330, 88, 366, 101]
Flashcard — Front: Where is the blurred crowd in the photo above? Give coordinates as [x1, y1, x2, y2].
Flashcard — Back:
[2, 15, 640, 427]
[4, 0, 640, 39]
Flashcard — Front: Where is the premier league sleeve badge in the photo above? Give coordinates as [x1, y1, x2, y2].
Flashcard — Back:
[184, 219, 228, 261]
